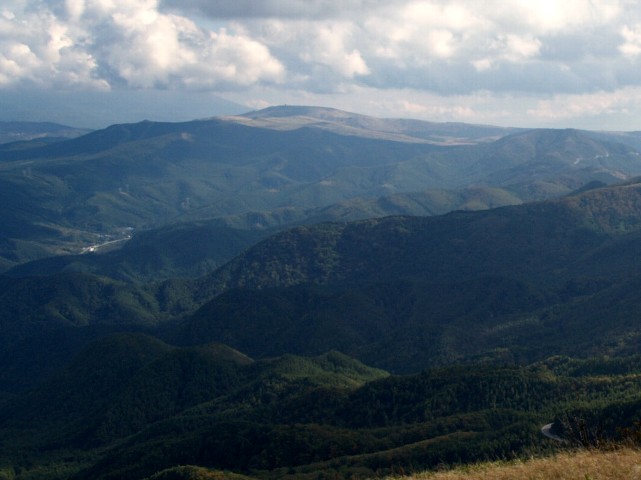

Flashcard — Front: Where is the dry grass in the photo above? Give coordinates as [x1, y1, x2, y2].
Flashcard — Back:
[388, 447, 641, 479]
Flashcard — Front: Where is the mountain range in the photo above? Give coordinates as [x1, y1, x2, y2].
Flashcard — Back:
[2, 106, 641, 275]
[4, 107, 641, 478]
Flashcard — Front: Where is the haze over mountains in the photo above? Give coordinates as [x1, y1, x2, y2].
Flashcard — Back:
[0, 89, 247, 129]
[5, 107, 641, 479]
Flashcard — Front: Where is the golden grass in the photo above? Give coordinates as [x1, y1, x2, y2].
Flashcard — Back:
[388, 447, 641, 480]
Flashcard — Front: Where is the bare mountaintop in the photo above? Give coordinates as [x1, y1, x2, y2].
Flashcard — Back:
[223, 105, 522, 145]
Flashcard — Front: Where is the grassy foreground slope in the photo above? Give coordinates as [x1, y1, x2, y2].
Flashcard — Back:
[388, 447, 641, 480]
[51, 447, 641, 480]
[105, 448, 641, 480]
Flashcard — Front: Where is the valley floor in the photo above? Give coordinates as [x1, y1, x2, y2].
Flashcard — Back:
[388, 447, 641, 479]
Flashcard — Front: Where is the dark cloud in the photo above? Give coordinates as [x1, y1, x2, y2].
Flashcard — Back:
[159, 0, 387, 19]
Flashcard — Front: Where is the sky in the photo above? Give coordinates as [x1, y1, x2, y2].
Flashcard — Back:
[3, 0, 641, 129]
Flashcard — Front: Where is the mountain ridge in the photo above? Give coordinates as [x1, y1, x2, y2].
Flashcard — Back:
[159, 180, 641, 371]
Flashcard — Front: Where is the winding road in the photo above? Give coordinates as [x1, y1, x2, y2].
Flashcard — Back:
[541, 423, 567, 443]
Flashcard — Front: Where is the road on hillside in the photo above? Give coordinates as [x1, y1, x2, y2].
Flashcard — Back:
[541, 423, 567, 443]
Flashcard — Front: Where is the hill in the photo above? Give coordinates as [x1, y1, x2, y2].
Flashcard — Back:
[5, 339, 641, 479]
[3, 179, 641, 394]
[3, 221, 272, 282]
[0, 335, 391, 479]
[0, 272, 175, 392]
[1, 186, 524, 282]
[194, 182, 633, 295]
[2, 179, 641, 392]
[162, 180, 641, 372]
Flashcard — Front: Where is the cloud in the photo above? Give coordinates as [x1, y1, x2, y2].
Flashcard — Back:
[493, 0, 621, 33]
[214, 0, 641, 97]
[97, 9, 284, 90]
[4, 0, 641, 129]
[158, 0, 387, 19]
[0, 3, 104, 89]
[620, 24, 641, 57]
[4, 0, 641, 95]
[527, 86, 641, 121]
[251, 19, 369, 88]
[0, 0, 284, 90]
[298, 23, 369, 78]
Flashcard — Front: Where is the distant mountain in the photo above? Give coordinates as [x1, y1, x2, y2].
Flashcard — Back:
[0, 121, 91, 145]
[0, 114, 444, 269]
[467, 128, 640, 186]
[2, 106, 641, 272]
[0, 88, 247, 129]
[235, 105, 521, 144]
[584, 129, 641, 151]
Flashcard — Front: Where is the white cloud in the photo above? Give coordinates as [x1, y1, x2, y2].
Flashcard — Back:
[94, 0, 285, 89]
[527, 87, 641, 121]
[363, 2, 482, 64]
[0, 0, 284, 90]
[293, 22, 369, 78]
[620, 24, 641, 57]
[64, 0, 85, 20]
[484, 0, 623, 40]
[503, 34, 542, 61]
[200, 30, 285, 87]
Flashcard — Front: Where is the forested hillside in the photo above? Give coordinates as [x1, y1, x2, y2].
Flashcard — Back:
[4, 335, 641, 479]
